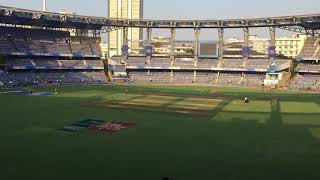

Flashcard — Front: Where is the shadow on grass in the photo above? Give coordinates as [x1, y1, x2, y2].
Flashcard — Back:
[209, 99, 233, 119]
[267, 98, 283, 126]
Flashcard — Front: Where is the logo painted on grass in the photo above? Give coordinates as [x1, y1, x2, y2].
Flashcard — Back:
[90, 122, 136, 132]
[60, 119, 104, 132]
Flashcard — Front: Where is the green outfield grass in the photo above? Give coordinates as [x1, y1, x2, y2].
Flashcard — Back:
[1, 85, 320, 180]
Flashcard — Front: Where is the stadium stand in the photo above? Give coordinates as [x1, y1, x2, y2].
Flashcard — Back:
[173, 71, 195, 84]
[246, 59, 270, 69]
[128, 71, 149, 83]
[197, 59, 219, 68]
[123, 56, 293, 87]
[122, 57, 294, 87]
[0, 70, 108, 87]
[296, 63, 320, 72]
[151, 58, 172, 67]
[216, 73, 242, 86]
[288, 60, 320, 91]
[0, 25, 107, 88]
[127, 57, 147, 66]
[150, 71, 172, 83]
[298, 37, 320, 60]
[0, 26, 101, 56]
[289, 74, 320, 91]
[287, 46, 320, 91]
[174, 58, 195, 68]
[0, 27, 71, 55]
[223, 59, 244, 68]
[241, 73, 265, 87]
[196, 72, 218, 84]
[0, 70, 17, 87]
[126, 70, 266, 88]
[70, 36, 101, 55]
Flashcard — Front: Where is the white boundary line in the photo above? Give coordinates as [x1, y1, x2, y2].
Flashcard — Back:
[0, 91, 22, 94]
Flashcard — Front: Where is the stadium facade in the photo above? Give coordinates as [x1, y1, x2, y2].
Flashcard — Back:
[108, 0, 144, 57]
[0, 5, 320, 92]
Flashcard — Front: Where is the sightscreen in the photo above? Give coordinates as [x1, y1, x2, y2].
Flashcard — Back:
[199, 42, 218, 58]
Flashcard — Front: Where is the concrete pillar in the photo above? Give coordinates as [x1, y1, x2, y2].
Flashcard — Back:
[147, 28, 152, 47]
[146, 27, 152, 65]
[243, 27, 250, 61]
[148, 70, 151, 82]
[218, 28, 224, 62]
[269, 27, 276, 61]
[123, 27, 128, 48]
[194, 28, 200, 66]
[122, 27, 129, 63]
[171, 70, 174, 83]
[170, 28, 176, 62]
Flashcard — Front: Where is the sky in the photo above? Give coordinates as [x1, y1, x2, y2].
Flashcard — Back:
[1, 0, 320, 40]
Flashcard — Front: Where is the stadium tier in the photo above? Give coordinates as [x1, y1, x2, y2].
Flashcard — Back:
[195, 72, 218, 84]
[245, 59, 270, 69]
[288, 61, 320, 91]
[111, 56, 291, 88]
[216, 73, 243, 86]
[122, 57, 291, 69]
[172, 71, 195, 84]
[126, 57, 147, 66]
[127, 71, 150, 83]
[125, 68, 266, 88]
[151, 58, 172, 67]
[197, 59, 219, 68]
[0, 25, 106, 87]
[8, 59, 104, 70]
[296, 63, 320, 72]
[298, 37, 320, 60]
[289, 74, 320, 91]
[174, 58, 195, 68]
[0, 26, 101, 57]
[223, 59, 244, 68]
[0, 71, 107, 87]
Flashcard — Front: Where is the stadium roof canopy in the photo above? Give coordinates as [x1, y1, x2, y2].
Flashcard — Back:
[1, 5, 320, 33]
[0, 6, 105, 30]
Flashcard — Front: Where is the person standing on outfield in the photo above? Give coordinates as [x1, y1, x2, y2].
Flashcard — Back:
[54, 88, 58, 95]
[126, 89, 128, 95]
[244, 97, 249, 103]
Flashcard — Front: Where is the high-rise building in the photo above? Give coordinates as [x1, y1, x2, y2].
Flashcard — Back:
[108, 0, 144, 57]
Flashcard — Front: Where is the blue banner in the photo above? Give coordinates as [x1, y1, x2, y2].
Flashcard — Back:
[122, 45, 129, 56]
[242, 47, 250, 58]
[268, 46, 276, 58]
[145, 46, 153, 56]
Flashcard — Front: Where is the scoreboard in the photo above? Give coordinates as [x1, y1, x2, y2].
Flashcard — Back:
[199, 41, 218, 58]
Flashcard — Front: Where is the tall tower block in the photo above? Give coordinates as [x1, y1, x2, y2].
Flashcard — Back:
[42, 0, 47, 11]
[108, 0, 144, 57]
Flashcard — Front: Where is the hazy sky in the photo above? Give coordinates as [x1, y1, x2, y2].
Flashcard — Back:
[1, 0, 320, 40]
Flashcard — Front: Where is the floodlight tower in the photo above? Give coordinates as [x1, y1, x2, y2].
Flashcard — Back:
[42, 0, 47, 11]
